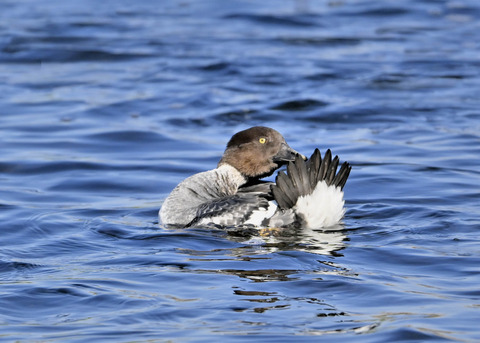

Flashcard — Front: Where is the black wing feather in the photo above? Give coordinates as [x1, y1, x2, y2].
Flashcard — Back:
[306, 148, 321, 188]
[271, 149, 351, 211]
[187, 190, 271, 227]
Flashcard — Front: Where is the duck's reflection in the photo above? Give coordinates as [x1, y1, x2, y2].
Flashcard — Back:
[164, 223, 355, 325]
[175, 224, 350, 284]
[226, 224, 348, 257]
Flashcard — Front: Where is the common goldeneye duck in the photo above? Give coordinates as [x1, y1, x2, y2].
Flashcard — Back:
[159, 126, 351, 229]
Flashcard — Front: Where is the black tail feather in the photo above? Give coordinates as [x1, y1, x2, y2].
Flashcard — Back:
[271, 149, 351, 211]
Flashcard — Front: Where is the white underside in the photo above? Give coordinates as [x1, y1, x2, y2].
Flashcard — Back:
[244, 201, 278, 226]
[294, 181, 345, 229]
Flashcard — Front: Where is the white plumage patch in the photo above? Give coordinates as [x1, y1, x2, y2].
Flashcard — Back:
[197, 214, 234, 227]
[195, 200, 278, 227]
[294, 181, 345, 229]
[244, 201, 278, 226]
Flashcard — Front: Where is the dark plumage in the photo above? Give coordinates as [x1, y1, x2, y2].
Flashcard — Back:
[218, 126, 305, 179]
[271, 149, 351, 210]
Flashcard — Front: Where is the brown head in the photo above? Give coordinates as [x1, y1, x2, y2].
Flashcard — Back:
[218, 126, 306, 179]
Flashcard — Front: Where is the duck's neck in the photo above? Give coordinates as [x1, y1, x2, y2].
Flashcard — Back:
[216, 163, 248, 192]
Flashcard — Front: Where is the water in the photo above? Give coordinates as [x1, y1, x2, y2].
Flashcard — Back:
[1, 0, 480, 341]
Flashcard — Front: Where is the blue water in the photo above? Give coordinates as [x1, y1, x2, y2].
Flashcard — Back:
[1, 0, 480, 341]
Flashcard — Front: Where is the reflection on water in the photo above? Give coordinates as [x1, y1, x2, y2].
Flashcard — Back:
[173, 225, 349, 283]
[238, 226, 348, 256]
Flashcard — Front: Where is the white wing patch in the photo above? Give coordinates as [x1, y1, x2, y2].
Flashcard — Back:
[244, 201, 278, 226]
[197, 214, 233, 226]
[295, 181, 345, 229]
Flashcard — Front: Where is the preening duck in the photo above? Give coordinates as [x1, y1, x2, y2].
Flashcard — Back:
[159, 126, 351, 229]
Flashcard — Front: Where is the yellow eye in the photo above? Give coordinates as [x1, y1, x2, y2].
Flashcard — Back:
[259, 137, 267, 144]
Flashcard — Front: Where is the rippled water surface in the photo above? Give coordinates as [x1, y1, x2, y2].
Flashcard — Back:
[1, 0, 480, 341]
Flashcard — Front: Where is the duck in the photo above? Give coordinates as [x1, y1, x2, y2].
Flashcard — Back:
[159, 126, 351, 229]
